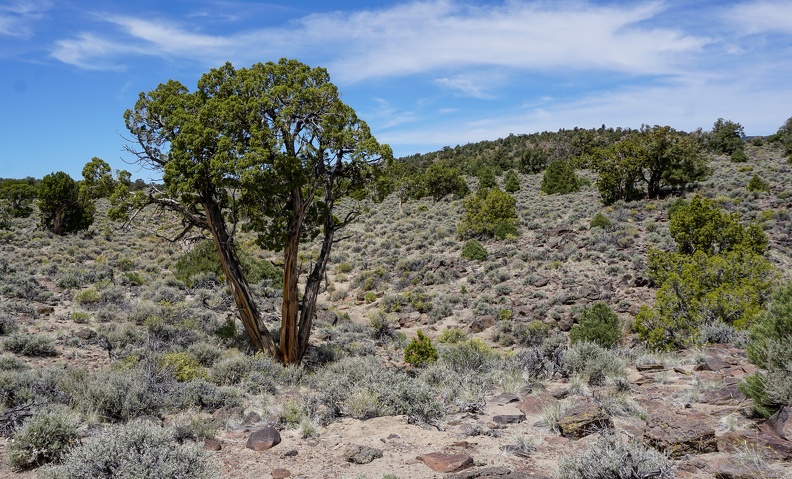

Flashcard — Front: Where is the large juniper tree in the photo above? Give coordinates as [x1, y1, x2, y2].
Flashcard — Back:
[113, 59, 391, 364]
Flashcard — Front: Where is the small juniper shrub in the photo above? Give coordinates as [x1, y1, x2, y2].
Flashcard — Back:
[747, 174, 770, 193]
[568, 302, 623, 348]
[590, 212, 612, 229]
[731, 148, 749, 163]
[404, 330, 439, 367]
[461, 239, 488, 261]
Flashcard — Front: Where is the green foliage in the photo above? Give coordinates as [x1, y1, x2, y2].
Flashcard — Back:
[457, 187, 518, 239]
[747, 174, 770, 192]
[520, 147, 548, 174]
[730, 148, 748, 163]
[421, 162, 470, 201]
[541, 160, 580, 195]
[8, 407, 79, 471]
[0, 179, 37, 217]
[707, 118, 745, 155]
[3, 332, 57, 357]
[461, 239, 488, 261]
[564, 341, 625, 385]
[436, 327, 467, 344]
[159, 352, 207, 382]
[41, 420, 212, 479]
[740, 283, 792, 417]
[569, 302, 622, 348]
[770, 116, 792, 159]
[590, 212, 612, 229]
[477, 166, 497, 189]
[38, 171, 94, 235]
[637, 196, 775, 350]
[81, 157, 131, 200]
[174, 241, 282, 288]
[503, 169, 521, 192]
[591, 126, 708, 204]
[669, 195, 767, 255]
[439, 337, 500, 373]
[404, 330, 438, 367]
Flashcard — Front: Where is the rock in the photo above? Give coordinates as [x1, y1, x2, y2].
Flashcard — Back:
[246, 427, 281, 451]
[699, 384, 745, 406]
[469, 315, 497, 333]
[695, 356, 730, 372]
[710, 458, 774, 479]
[242, 411, 262, 425]
[282, 449, 298, 457]
[718, 430, 792, 461]
[489, 393, 519, 406]
[766, 406, 792, 440]
[558, 400, 611, 439]
[417, 452, 474, 473]
[519, 395, 549, 415]
[315, 309, 338, 325]
[636, 363, 665, 371]
[203, 438, 222, 451]
[533, 276, 549, 287]
[74, 328, 96, 340]
[557, 317, 574, 332]
[493, 414, 526, 425]
[644, 409, 717, 458]
[343, 445, 383, 464]
[579, 285, 600, 300]
[271, 469, 291, 479]
[36, 305, 55, 315]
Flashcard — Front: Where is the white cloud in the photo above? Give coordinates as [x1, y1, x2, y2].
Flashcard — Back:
[723, 1, 792, 34]
[434, 74, 497, 99]
[0, 0, 51, 37]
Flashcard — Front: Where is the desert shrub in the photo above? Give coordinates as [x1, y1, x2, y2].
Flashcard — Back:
[569, 303, 622, 348]
[739, 282, 792, 417]
[564, 342, 625, 386]
[0, 366, 73, 409]
[439, 338, 500, 373]
[178, 379, 242, 412]
[173, 241, 281, 288]
[556, 430, 673, 479]
[336, 262, 353, 274]
[494, 319, 553, 347]
[421, 162, 470, 201]
[457, 187, 518, 240]
[367, 312, 398, 343]
[0, 354, 26, 370]
[72, 367, 173, 422]
[3, 332, 57, 357]
[504, 170, 521, 192]
[746, 174, 770, 193]
[461, 239, 488, 260]
[513, 333, 567, 380]
[437, 327, 468, 344]
[541, 160, 580, 195]
[186, 341, 223, 367]
[41, 420, 212, 479]
[404, 330, 438, 367]
[158, 352, 207, 382]
[313, 356, 442, 422]
[0, 315, 17, 335]
[590, 212, 612, 229]
[730, 148, 748, 163]
[477, 166, 497, 189]
[8, 407, 79, 471]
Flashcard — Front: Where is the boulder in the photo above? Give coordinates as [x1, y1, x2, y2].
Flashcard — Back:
[718, 430, 792, 461]
[246, 427, 281, 451]
[699, 384, 745, 406]
[203, 438, 222, 451]
[489, 393, 519, 406]
[644, 409, 716, 458]
[558, 400, 611, 439]
[343, 445, 383, 464]
[271, 469, 291, 479]
[469, 315, 497, 333]
[766, 406, 792, 441]
[447, 467, 539, 479]
[492, 414, 526, 425]
[417, 453, 474, 473]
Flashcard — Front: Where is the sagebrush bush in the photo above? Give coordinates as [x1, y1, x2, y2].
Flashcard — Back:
[436, 327, 467, 344]
[439, 338, 500, 373]
[569, 303, 623, 348]
[739, 282, 792, 417]
[3, 332, 57, 357]
[0, 315, 17, 335]
[8, 407, 79, 471]
[41, 420, 213, 479]
[71, 366, 172, 422]
[564, 341, 625, 385]
[555, 430, 673, 479]
[590, 212, 612, 229]
[404, 330, 438, 367]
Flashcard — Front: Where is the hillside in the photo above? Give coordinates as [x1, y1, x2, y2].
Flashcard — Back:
[0, 143, 791, 479]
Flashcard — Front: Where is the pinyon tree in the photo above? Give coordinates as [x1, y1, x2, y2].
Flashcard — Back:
[112, 59, 391, 364]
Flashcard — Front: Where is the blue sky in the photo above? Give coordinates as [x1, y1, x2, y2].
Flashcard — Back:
[1, 0, 791, 181]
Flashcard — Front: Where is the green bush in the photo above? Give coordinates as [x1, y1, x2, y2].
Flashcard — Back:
[747, 174, 770, 193]
[439, 338, 500, 373]
[457, 187, 518, 239]
[564, 341, 625, 385]
[730, 148, 748, 163]
[569, 303, 622, 348]
[404, 330, 438, 367]
[589, 212, 612, 229]
[436, 327, 467, 344]
[541, 160, 580, 195]
[707, 118, 745, 155]
[503, 170, 521, 193]
[8, 407, 79, 471]
[41, 420, 212, 479]
[159, 352, 207, 382]
[739, 283, 792, 417]
[174, 241, 282, 288]
[3, 332, 57, 357]
[461, 239, 488, 261]
[37, 171, 94, 235]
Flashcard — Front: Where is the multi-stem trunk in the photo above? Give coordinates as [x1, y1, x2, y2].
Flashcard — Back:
[204, 200, 280, 360]
[280, 189, 305, 364]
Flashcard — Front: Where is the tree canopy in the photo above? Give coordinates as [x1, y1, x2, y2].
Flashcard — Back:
[38, 172, 94, 235]
[114, 59, 391, 364]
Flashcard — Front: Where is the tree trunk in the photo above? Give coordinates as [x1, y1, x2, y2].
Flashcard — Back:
[280, 191, 304, 364]
[203, 201, 280, 360]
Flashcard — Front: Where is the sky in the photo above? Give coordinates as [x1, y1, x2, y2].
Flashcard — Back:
[1, 0, 791, 181]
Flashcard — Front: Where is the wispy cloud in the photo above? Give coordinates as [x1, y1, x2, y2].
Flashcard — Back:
[0, 0, 52, 37]
[722, 0, 792, 34]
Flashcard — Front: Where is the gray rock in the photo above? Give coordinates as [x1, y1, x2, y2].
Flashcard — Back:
[492, 414, 526, 424]
[343, 445, 383, 464]
[246, 427, 281, 451]
[558, 400, 611, 438]
[644, 409, 716, 458]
